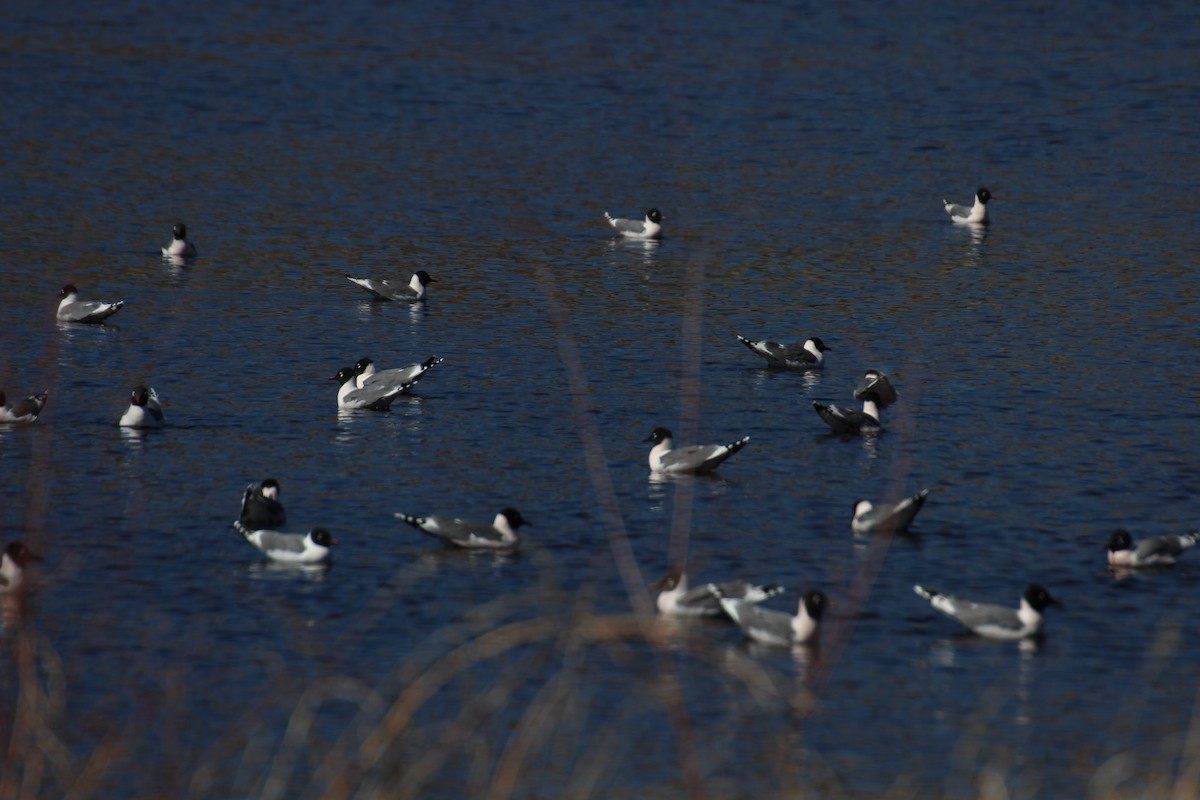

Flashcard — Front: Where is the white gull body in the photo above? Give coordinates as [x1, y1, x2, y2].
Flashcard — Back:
[234, 521, 336, 564]
[644, 427, 749, 475]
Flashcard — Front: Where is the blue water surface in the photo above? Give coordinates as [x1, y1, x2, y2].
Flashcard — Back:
[1, 0, 1199, 796]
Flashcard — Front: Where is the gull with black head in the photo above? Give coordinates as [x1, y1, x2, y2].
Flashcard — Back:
[736, 334, 831, 370]
[345, 270, 435, 302]
[913, 583, 1062, 640]
[395, 507, 528, 551]
[234, 521, 336, 564]
[943, 187, 992, 224]
[604, 208, 663, 240]
[711, 585, 828, 646]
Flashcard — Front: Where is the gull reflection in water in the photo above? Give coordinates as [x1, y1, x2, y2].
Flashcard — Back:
[608, 237, 661, 272]
[246, 560, 330, 582]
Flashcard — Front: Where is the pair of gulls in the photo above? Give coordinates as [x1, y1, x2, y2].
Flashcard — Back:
[234, 478, 528, 564]
[640, 369, 899, 477]
[604, 189, 986, 242]
[56, 223, 197, 324]
[735, 333, 900, 434]
[331, 356, 442, 411]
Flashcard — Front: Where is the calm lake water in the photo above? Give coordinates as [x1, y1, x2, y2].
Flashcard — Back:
[2, 0, 1199, 796]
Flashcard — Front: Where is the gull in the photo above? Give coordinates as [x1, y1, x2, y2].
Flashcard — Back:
[1107, 528, 1200, 568]
[644, 427, 749, 475]
[161, 222, 197, 257]
[56, 284, 123, 324]
[813, 369, 897, 434]
[943, 187, 992, 224]
[239, 479, 287, 530]
[604, 208, 663, 240]
[118, 386, 164, 428]
[330, 366, 411, 411]
[0, 389, 49, 423]
[736, 334, 831, 369]
[711, 585, 828, 646]
[913, 583, 1062, 640]
[234, 521, 336, 564]
[852, 489, 930, 535]
[395, 507, 527, 550]
[650, 568, 783, 617]
[0, 542, 42, 593]
[345, 270, 435, 302]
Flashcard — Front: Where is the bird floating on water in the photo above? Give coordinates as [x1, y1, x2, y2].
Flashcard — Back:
[943, 187, 992, 224]
[1107, 528, 1200, 569]
[813, 369, 897, 435]
[643, 427, 749, 475]
[711, 585, 827, 646]
[851, 489, 930, 535]
[345, 270, 435, 302]
[0, 389, 49, 423]
[650, 568, 783, 617]
[234, 521, 336, 564]
[161, 222, 197, 257]
[736, 334, 830, 370]
[913, 583, 1061, 640]
[57, 284, 123, 324]
[604, 208, 663, 240]
[118, 386, 164, 428]
[395, 507, 528, 551]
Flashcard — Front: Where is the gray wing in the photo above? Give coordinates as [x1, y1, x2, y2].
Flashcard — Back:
[253, 530, 307, 554]
[360, 368, 417, 396]
[945, 201, 972, 220]
[724, 602, 794, 645]
[941, 597, 1022, 632]
[610, 217, 646, 234]
[346, 275, 414, 301]
[660, 444, 733, 474]
[343, 382, 405, 410]
[63, 300, 120, 323]
[1136, 535, 1185, 560]
[674, 585, 723, 613]
[873, 491, 927, 532]
[418, 516, 509, 548]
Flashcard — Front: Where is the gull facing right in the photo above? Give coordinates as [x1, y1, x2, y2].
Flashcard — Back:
[736, 334, 831, 370]
[913, 584, 1061, 640]
[395, 507, 528, 551]
[711, 585, 828, 646]
[943, 187, 992, 224]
